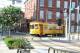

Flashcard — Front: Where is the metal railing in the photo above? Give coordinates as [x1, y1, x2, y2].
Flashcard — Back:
[48, 47, 80, 53]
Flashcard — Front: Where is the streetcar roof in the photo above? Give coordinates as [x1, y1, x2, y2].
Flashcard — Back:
[30, 21, 48, 24]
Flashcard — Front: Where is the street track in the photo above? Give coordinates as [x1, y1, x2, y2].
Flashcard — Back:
[24, 35, 80, 53]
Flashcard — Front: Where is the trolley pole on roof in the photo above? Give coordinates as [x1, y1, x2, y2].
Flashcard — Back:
[46, 10, 48, 22]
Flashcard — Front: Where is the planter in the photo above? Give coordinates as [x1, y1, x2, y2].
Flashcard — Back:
[17, 49, 30, 53]
[4, 36, 34, 53]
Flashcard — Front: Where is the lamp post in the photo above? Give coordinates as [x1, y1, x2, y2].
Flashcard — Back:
[68, 0, 72, 41]
[64, 0, 79, 41]
[75, 6, 80, 40]
[77, 6, 79, 40]
[69, 0, 79, 40]
[64, 10, 68, 40]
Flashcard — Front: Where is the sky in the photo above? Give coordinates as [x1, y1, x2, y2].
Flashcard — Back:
[0, 0, 26, 12]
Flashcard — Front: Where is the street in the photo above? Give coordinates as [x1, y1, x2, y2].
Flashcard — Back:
[0, 32, 80, 53]
[22, 34, 80, 53]
[30, 38, 80, 53]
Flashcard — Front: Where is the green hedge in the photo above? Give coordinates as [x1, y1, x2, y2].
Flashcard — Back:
[4, 36, 33, 49]
[4, 37, 14, 49]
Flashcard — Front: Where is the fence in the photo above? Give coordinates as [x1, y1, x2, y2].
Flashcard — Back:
[48, 47, 80, 53]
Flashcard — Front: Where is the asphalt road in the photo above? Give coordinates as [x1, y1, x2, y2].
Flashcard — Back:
[0, 32, 80, 53]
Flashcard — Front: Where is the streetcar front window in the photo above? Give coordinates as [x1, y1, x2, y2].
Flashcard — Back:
[35, 24, 38, 29]
[30, 25, 34, 29]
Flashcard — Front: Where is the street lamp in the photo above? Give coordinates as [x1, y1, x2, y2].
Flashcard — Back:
[68, 0, 72, 41]
[75, 5, 80, 40]
[68, 0, 79, 40]
[64, 9, 68, 40]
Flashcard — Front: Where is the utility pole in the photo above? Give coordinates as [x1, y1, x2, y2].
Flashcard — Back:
[77, 6, 79, 40]
[74, 0, 79, 40]
[77, 0, 79, 40]
[64, 9, 68, 40]
[68, 0, 72, 41]
[76, 3, 79, 40]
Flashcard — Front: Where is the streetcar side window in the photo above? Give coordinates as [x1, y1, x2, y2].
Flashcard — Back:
[44, 25, 47, 30]
[30, 25, 34, 29]
[48, 25, 56, 30]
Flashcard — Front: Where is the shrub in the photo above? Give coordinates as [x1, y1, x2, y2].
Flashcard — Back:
[4, 37, 14, 49]
[4, 37, 33, 49]
[23, 40, 34, 49]
[57, 18, 62, 26]
[12, 39, 26, 48]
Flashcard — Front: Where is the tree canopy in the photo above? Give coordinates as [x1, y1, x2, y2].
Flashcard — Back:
[0, 6, 23, 36]
[56, 18, 62, 26]
[0, 6, 23, 26]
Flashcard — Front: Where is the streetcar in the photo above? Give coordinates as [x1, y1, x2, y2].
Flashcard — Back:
[30, 21, 64, 36]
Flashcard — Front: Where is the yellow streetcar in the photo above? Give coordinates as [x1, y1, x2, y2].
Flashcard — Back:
[30, 21, 64, 36]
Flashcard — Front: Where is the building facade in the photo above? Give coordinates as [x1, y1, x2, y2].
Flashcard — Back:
[24, 0, 78, 32]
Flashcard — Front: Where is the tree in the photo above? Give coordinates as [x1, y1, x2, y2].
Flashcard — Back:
[0, 6, 23, 36]
[56, 18, 62, 26]
[79, 0, 80, 3]
[9, 0, 22, 5]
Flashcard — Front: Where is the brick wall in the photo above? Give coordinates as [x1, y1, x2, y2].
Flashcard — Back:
[24, 0, 78, 23]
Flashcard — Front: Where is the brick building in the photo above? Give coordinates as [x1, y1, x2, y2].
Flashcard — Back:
[24, 0, 78, 32]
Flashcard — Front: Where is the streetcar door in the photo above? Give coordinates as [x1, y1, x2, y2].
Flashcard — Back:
[39, 24, 43, 35]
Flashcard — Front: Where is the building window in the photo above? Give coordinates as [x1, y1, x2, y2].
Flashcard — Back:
[64, 1, 68, 8]
[72, 2, 75, 8]
[40, 10, 44, 19]
[56, 0, 60, 8]
[48, 0, 52, 7]
[71, 26, 75, 32]
[56, 12, 60, 18]
[56, 8, 60, 12]
[64, 12, 67, 17]
[40, 0, 44, 7]
[71, 13, 75, 21]
[47, 11, 52, 19]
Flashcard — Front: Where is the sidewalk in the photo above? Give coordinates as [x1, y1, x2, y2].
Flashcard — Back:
[0, 40, 8, 50]
[0, 37, 80, 53]
[0, 40, 17, 53]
